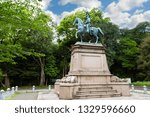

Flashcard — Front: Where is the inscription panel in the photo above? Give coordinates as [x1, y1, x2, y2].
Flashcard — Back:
[81, 54, 102, 70]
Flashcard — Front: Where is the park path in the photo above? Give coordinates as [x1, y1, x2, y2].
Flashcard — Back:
[12, 92, 38, 100]
[37, 90, 59, 100]
[12, 89, 59, 100]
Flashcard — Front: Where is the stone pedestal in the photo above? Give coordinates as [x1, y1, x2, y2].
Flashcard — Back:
[55, 42, 130, 99]
[69, 42, 111, 84]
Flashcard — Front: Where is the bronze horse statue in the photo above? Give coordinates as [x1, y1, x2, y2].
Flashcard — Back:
[73, 17, 104, 43]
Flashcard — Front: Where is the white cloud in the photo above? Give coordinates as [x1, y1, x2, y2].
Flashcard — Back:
[46, 11, 59, 24]
[106, 0, 148, 13]
[117, 0, 148, 11]
[134, 9, 144, 15]
[104, 11, 130, 28]
[59, 0, 101, 9]
[104, 0, 150, 29]
[44, 0, 150, 29]
[128, 10, 150, 28]
[38, 0, 52, 10]
[60, 7, 86, 18]
[46, 7, 86, 25]
[143, 10, 150, 20]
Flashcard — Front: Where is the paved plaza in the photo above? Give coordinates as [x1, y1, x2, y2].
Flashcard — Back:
[10, 89, 150, 100]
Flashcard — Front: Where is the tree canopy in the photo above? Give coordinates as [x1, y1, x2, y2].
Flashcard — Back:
[137, 36, 150, 81]
[0, 2, 150, 88]
[0, 0, 57, 87]
[56, 9, 150, 82]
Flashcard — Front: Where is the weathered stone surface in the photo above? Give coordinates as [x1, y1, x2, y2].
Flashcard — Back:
[55, 42, 130, 99]
[69, 42, 110, 76]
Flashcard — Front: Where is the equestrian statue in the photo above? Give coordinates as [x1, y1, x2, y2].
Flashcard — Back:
[73, 11, 104, 43]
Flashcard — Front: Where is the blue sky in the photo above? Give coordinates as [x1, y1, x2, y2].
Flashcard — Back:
[40, 0, 150, 29]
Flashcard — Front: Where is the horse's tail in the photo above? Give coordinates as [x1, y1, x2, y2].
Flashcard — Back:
[98, 28, 104, 35]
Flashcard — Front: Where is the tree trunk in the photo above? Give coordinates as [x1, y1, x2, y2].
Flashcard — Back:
[0, 81, 5, 87]
[4, 72, 10, 87]
[45, 78, 48, 86]
[39, 57, 45, 86]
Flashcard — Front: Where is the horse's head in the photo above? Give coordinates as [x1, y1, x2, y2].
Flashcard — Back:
[73, 17, 83, 26]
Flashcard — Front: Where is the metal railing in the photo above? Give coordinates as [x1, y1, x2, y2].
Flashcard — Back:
[0, 86, 16, 100]
[130, 85, 150, 94]
[0, 85, 52, 100]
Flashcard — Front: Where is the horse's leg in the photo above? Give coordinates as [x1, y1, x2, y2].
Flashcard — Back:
[81, 38, 83, 43]
[80, 34, 83, 42]
[75, 31, 78, 38]
[88, 33, 92, 43]
[76, 31, 82, 42]
[76, 31, 83, 42]
[95, 35, 98, 44]
[88, 30, 92, 43]
[89, 39, 92, 43]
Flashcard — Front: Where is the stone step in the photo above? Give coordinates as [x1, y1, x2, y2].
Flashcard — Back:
[76, 90, 117, 95]
[74, 84, 121, 99]
[80, 85, 112, 88]
[76, 92, 117, 95]
[80, 83, 110, 86]
[78, 87, 112, 91]
[74, 93, 121, 99]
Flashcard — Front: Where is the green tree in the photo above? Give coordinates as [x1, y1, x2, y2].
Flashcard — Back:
[45, 55, 59, 80]
[120, 22, 150, 45]
[0, 0, 53, 86]
[0, 69, 4, 87]
[114, 22, 150, 81]
[20, 12, 54, 86]
[111, 37, 139, 80]
[137, 36, 150, 81]
[118, 38, 139, 69]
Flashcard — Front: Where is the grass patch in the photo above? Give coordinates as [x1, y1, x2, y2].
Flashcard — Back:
[0, 87, 7, 91]
[36, 85, 48, 89]
[132, 81, 150, 86]
[19, 85, 54, 90]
